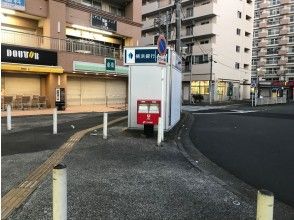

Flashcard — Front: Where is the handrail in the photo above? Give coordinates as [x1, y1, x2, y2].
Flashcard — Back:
[1, 30, 123, 59]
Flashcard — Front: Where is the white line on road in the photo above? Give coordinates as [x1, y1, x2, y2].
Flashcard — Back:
[193, 110, 258, 115]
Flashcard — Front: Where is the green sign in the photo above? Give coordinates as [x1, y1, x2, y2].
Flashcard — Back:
[73, 61, 127, 75]
[105, 58, 116, 71]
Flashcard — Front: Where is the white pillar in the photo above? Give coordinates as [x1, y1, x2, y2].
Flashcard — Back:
[53, 108, 57, 134]
[256, 190, 274, 220]
[7, 104, 12, 131]
[53, 164, 67, 220]
[103, 112, 108, 139]
[157, 117, 162, 147]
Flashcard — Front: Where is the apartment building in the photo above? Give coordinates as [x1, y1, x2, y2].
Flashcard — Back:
[1, 0, 141, 107]
[253, 0, 294, 100]
[141, 0, 254, 102]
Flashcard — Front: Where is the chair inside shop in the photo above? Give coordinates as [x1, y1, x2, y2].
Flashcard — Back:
[38, 96, 47, 109]
[21, 96, 31, 110]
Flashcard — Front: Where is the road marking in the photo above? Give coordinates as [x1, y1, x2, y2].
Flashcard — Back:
[1, 115, 127, 220]
[193, 110, 258, 115]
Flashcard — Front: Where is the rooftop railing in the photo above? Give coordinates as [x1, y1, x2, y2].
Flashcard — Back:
[1, 30, 122, 59]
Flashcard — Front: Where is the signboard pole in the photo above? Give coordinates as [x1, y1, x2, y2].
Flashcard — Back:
[161, 67, 165, 141]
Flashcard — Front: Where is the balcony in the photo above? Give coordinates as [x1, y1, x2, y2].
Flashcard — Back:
[278, 59, 287, 65]
[281, 8, 290, 15]
[279, 38, 288, 45]
[259, 22, 267, 28]
[259, 32, 268, 38]
[140, 34, 154, 46]
[280, 28, 288, 35]
[281, 0, 290, 4]
[142, 18, 155, 30]
[260, 12, 269, 18]
[260, 2, 269, 9]
[142, 1, 159, 15]
[258, 41, 267, 47]
[280, 18, 290, 25]
[278, 50, 288, 55]
[194, 3, 217, 20]
[1, 30, 122, 59]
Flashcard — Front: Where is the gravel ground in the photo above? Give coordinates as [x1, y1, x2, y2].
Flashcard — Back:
[9, 122, 256, 220]
[1, 150, 54, 195]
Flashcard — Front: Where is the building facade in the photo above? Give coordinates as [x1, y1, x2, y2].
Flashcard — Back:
[141, 0, 254, 102]
[253, 0, 294, 101]
[1, 0, 141, 108]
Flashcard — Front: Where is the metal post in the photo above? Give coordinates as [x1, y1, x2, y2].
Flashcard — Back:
[161, 68, 165, 141]
[53, 108, 57, 134]
[256, 189, 274, 220]
[209, 54, 213, 105]
[189, 59, 192, 104]
[53, 164, 67, 220]
[255, 77, 259, 107]
[103, 112, 108, 139]
[166, 11, 169, 41]
[175, 0, 181, 55]
[7, 104, 12, 131]
[157, 117, 162, 146]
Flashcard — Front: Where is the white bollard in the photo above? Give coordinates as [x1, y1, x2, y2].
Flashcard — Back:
[53, 164, 67, 220]
[103, 112, 108, 139]
[161, 118, 164, 142]
[157, 117, 162, 146]
[256, 189, 274, 220]
[53, 108, 57, 134]
[7, 104, 12, 131]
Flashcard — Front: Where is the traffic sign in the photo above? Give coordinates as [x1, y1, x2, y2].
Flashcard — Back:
[157, 34, 167, 56]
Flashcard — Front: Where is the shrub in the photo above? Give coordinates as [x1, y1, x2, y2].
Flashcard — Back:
[192, 94, 204, 103]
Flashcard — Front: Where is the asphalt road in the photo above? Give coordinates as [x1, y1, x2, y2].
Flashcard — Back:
[1, 111, 127, 156]
[189, 103, 294, 207]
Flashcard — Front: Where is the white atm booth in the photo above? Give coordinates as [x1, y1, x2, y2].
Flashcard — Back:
[124, 46, 182, 131]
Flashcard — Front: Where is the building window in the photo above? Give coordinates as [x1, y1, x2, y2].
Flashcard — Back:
[268, 28, 279, 36]
[186, 7, 193, 18]
[235, 62, 240, 69]
[288, 56, 294, 63]
[237, 11, 242, 18]
[267, 47, 279, 54]
[268, 37, 279, 45]
[192, 54, 209, 64]
[191, 81, 209, 95]
[265, 68, 278, 75]
[200, 39, 209, 44]
[236, 28, 241, 35]
[186, 25, 194, 35]
[290, 26, 294, 33]
[266, 57, 279, 64]
[269, 0, 281, 6]
[290, 16, 294, 23]
[236, 45, 240, 52]
[269, 8, 280, 16]
[289, 36, 294, 43]
[217, 82, 227, 96]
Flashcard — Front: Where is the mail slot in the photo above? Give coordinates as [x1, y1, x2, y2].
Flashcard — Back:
[137, 100, 161, 125]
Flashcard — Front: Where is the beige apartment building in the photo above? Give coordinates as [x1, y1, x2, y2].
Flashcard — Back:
[141, 0, 254, 102]
[1, 0, 141, 108]
[253, 0, 294, 101]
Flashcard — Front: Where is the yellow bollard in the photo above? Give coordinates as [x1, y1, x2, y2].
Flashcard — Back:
[256, 189, 274, 220]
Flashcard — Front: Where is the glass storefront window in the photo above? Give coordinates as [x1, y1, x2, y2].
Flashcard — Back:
[217, 82, 226, 96]
[191, 81, 209, 94]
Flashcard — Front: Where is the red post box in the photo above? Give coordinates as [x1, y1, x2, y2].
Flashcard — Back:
[137, 100, 161, 125]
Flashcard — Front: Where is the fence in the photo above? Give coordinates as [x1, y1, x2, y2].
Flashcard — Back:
[256, 96, 287, 106]
[1, 30, 122, 59]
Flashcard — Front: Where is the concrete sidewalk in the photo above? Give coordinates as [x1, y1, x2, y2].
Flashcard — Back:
[1, 104, 126, 117]
[2, 121, 258, 219]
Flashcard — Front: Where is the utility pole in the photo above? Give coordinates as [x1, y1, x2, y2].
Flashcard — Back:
[175, 0, 181, 55]
[209, 54, 213, 105]
[165, 11, 169, 41]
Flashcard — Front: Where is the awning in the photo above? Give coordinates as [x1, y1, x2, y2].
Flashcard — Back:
[1, 63, 63, 74]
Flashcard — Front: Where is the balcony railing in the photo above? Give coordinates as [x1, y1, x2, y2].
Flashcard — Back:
[1, 30, 122, 59]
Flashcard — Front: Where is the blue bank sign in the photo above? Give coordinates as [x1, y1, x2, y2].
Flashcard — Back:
[124, 48, 169, 65]
[2, 0, 25, 11]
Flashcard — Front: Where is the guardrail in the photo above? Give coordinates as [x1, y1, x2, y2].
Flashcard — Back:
[256, 97, 287, 105]
[1, 30, 122, 59]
